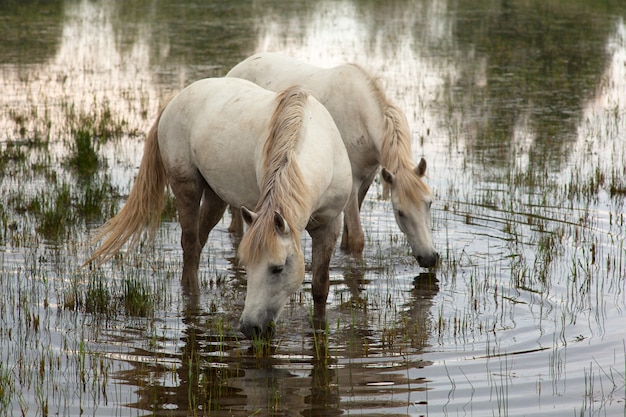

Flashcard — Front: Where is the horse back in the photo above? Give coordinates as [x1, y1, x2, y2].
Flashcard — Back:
[157, 76, 351, 220]
[228, 53, 384, 181]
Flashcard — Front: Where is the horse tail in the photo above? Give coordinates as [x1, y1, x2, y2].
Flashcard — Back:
[84, 103, 169, 267]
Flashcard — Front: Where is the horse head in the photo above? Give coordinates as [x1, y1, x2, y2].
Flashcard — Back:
[381, 157, 439, 268]
[238, 207, 305, 339]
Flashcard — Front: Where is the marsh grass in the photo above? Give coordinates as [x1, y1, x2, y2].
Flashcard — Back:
[33, 183, 74, 240]
[63, 100, 129, 176]
[85, 274, 115, 316]
[76, 175, 118, 221]
[0, 363, 14, 412]
[66, 125, 101, 175]
[123, 278, 156, 317]
[609, 168, 626, 196]
[0, 96, 129, 246]
[0, 140, 27, 172]
[0, 89, 166, 414]
[6, 104, 52, 147]
[64, 271, 159, 319]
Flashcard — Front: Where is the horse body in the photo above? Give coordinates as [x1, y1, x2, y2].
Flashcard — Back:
[158, 79, 269, 210]
[87, 77, 352, 338]
[229, 56, 381, 198]
[227, 53, 439, 267]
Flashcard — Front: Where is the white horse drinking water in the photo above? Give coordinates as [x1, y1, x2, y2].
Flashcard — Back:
[85, 78, 352, 339]
[227, 53, 439, 268]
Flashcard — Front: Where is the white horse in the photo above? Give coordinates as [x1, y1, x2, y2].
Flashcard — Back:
[227, 53, 439, 268]
[85, 78, 352, 339]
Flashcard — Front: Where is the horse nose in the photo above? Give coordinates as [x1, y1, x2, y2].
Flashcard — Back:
[239, 320, 276, 340]
[417, 252, 439, 268]
[239, 321, 262, 339]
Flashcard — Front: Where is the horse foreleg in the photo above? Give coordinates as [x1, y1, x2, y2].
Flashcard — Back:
[199, 186, 227, 248]
[309, 217, 342, 325]
[339, 193, 365, 257]
[170, 177, 204, 294]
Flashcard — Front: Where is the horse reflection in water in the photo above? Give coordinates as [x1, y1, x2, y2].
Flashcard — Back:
[228, 52, 439, 268]
[85, 78, 352, 339]
[113, 270, 439, 416]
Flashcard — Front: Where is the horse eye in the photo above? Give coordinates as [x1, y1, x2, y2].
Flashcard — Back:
[397, 210, 405, 218]
[270, 265, 284, 275]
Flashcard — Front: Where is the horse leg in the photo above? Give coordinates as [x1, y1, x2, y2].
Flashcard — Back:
[339, 192, 365, 257]
[340, 170, 376, 256]
[227, 205, 244, 237]
[309, 216, 342, 325]
[358, 169, 377, 209]
[199, 185, 228, 249]
[169, 176, 204, 294]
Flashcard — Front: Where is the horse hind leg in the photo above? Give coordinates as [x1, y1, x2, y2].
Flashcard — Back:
[169, 174, 205, 294]
[358, 169, 377, 209]
[227, 205, 244, 237]
[199, 184, 227, 248]
[339, 192, 365, 257]
[340, 172, 375, 256]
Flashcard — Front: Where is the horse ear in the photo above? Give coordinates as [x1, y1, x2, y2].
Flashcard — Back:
[241, 206, 258, 226]
[415, 157, 427, 177]
[381, 167, 394, 185]
[274, 211, 290, 235]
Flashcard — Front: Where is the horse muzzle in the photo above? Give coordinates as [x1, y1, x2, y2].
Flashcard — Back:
[239, 318, 276, 340]
[416, 251, 440, 268]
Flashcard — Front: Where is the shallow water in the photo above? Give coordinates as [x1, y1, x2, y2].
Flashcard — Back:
[1, 0, 625, 416]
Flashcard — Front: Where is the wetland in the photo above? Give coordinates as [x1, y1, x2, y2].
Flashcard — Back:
[1, 0, 625, 415]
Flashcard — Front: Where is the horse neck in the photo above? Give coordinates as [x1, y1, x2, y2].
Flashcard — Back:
[239, 157, 309, 268]
[344, 64, 414, 173]
[256, 184, 311, 235]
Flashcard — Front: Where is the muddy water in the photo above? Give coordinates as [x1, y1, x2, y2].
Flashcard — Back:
[1, 0, 625, 416]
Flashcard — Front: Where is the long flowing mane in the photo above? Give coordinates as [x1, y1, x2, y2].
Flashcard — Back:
[238, 85, 311, 265]
[349, 64, 431, 202]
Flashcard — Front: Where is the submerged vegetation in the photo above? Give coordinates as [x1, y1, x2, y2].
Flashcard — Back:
[0, 99, 127, 243]
[63, 99, 133, 175]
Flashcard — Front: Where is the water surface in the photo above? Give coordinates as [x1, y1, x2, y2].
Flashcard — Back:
[1, 0, 625, 416]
